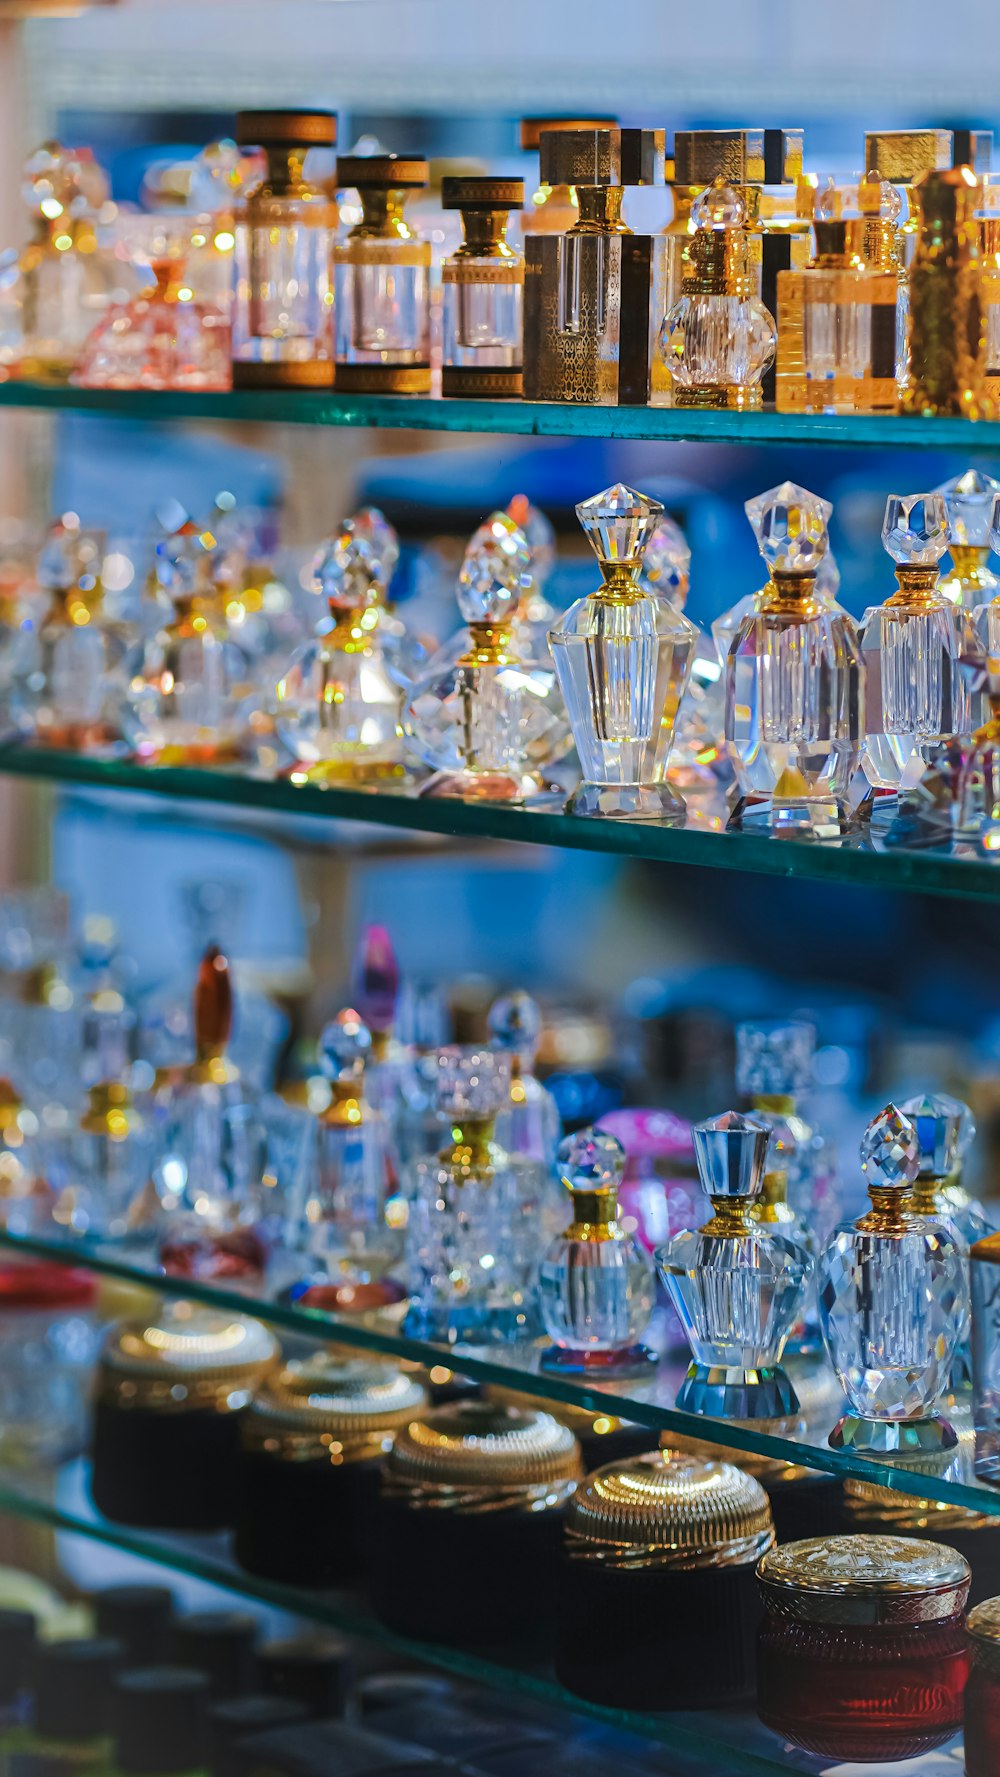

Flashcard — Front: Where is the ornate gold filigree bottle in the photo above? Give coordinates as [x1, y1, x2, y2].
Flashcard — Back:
[903, 166, 992, 418]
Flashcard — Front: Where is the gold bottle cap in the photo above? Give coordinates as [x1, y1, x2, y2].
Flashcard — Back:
[520, 117, 618, 151]
[757, 1535, 971, 1625]
[968, 1597, 1000, 1646]
[864, 129, 953, 183]
[386, 1402, 581, 1496]
[843, 1474, 1000, 1534]
[236, 110, 337, 150]
[672, 128, 803, 186]
[103, 1304, 279, 1384]
[972, 1230, 1000, 1264]
[538, 127, 665, 190]
[441, 176, 524, 211]
[244, 1353, 427, 1462]
[336, 155, 428, 190]
[566, 1450, 774, 1571]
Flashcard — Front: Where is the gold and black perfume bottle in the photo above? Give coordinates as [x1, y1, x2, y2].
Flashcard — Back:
[332, 155, 431, 394]
[523, 126, 665, 406]
[519, 116, 617, 235]
[904, 167, 993, 418]
[441, 177, 524, 397]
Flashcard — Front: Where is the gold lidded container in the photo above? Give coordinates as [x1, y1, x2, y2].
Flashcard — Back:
[555, 1450, 774, 1708]
[757, 1533, 970, 1625]
[662, 1429, 842, 1544]
[843, 1470, 1000, 1605]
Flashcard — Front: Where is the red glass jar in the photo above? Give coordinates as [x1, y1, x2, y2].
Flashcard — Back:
[966, 1596, 1000, 1777]
[756, 1534, 970, 1761]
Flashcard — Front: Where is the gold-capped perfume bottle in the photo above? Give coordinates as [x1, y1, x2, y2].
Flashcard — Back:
[17, 519, 129, 752]
[903, 167, 992, 418]
[935, 470, 1000, 608]
[523, 126, 664, 405]
[659, 180, 776, 410]
[333, 155, 431, 394]
[863, 129, 965, 394]
[440, 177, 523, 397]
[519, 116, 618, 235]
[898, 1090, 985, 1386]
[549, 483, 697, 821]
[232, 111, 337, 389]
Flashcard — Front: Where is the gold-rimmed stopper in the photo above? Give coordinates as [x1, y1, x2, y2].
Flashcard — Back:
[565, 1450, 774, 1571]
[757, 1535, 970, 1625]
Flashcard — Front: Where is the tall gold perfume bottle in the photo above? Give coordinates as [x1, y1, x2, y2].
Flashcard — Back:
[903, 167, 992, 418]
[441, 177, 524, 397]
[523, 127, 664, 405]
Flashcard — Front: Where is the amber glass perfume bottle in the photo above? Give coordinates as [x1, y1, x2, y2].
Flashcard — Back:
[333, 155, 431, 394]
[232, 111, 337, 389]
[441, 177, 523, 397]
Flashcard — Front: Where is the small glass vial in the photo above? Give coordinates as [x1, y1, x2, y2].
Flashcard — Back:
[757, 1535, 970, 1761]
[333, 154, 431, 394]
[441, 176, 523, 398]
[659, 179, 776, 410]
[538, 1128, 656, 1376]
[232, 110, 337, 390]
[967, 1597, 1000, 1777]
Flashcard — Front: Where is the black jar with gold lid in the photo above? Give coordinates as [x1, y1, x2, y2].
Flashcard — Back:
[235, 1352, 427, 1586]
[370, 1402, 582, 1647]
[555, 1449, 774, 1708]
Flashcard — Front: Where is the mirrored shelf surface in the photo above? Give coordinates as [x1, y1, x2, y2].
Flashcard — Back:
[2, 745, 998, 903]
[0, 1455, 963, 1777]
[1, 1226, 996, 1519]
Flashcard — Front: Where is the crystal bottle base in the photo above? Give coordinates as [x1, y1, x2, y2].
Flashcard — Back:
[728, 794, 852, 841]
[567, 781, 686, 823]
[418, 768, 522, 803]
[539, 1343, 658, 1379]
[829, 1412, 958, 1454]
[676, 1362, 800, 1420]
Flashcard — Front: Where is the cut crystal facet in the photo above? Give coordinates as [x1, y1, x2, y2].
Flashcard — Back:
[559, 1128, 626, 1194]
[757, 499, 829, 575]
[745, 481, 833, 539]
[457, 512, 532, 625]
[640, 514, 691, 605]
[882, 493, 949, 566]
[692, 1111, 770, 1199]
[936, 469, 1000, 549]
[575, 484, 663, 567]
[897, 1091, 975, 1178]
[859, 1103, 921, 1186]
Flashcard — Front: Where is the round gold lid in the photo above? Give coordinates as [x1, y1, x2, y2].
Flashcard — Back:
[102, 1304, 279, 1383]
[236, 110, 337, 149]
[968, 1597, 1000, 1646]
[757, 1535, 971, 1625]
[248, 1353, 426, 1437]
[386, 1402, 580, 1490]
[844, 1473, 1000, 1534]
[566, 1450, 773, 1571]
[336, 155, 428, 190]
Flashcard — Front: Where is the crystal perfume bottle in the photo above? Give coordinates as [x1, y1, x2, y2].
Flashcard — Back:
[488, 988, 562, 1277]
[403, 1045, 525, 1344]
[859, 493, 982, 812]
[549, 483, 698, 821]
[957, 491, 1000, 837]
[232, 111, 337, 389]
[404, 510, 568, 801]
[904, 167, 992, 418]
[77, 213, 232, 392]
[17, 518, 129, 752]
[722, 485, 864, 837]
[935, 470, 1000, 608]
[736, 1017, 836, 1233]
[333, 154, 431, 394]
[538, 1127, 656, 1375]
[659, 180, 776, 410]
[712, 480, 839, 663]
[523, 127, 665, 405]
[898, 1090, 984, 1386]
[0, 1076, 46, 1234]
[640, 511, 727, 793]
[275, 510, 409, 784]
[441, 177, 523, 398]
[818, 1103, 965, 1452]
[656, 1111, 811, 1419]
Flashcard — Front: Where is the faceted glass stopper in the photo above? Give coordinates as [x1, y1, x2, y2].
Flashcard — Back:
[558, 1126, 626, 1195]
[882, 494, 948, 567]
[487, 989, 542, 1061]
[745, 481, 833, 540]
[315, 507, 397, 611]
[433, 1045, 510, 1119]
[897, 1091, 976, 1178]
[859, 1103, 921, 1189]
[506, 495, 556, 587]
[153, 509, 218, 603]
[318, 1008, 372, 1081]
[456, 512, 531, 625]
[935, 469, 999, 549]
[757, 497, 828, 575]
[575, 482, 664, 570]
[350, 924, 399, 1033]
[735, 1019, 815, 1099]
[692, 1111, 770, 1200]
[640, 514, 691, 604]
[23, 139, 108, 220]
[691, 177, 746, 231]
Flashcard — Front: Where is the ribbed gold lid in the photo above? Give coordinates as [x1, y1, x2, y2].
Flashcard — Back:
[336, 155, 428, 190]
[660, 1431, 817, 1488]
[968, 1597, 1000, 1645]
[236, 111, 337, 149]
[386, 1402, 580, 1489]
[103, 1304, 279, 1383]
[844, 1473, 1000, 1534]
[566, 1450, 774, 1570]
[248, 1353, 426, 1437]
[757, 1535, 971, 1625]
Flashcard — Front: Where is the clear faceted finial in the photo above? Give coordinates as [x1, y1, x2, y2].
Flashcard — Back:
[882, 494, 949, 567]
[816, 174, 900, 225]
[735, 1019, 815, 1099]
[314, 508, 396, 611]
[487, 989, 542, 1063]
[506, 495, 556, 587]
[756, 494, 829, 575]
[935, 470, 1000, 550]
[693, 1111, 770, 1199]
[897, 1091, 975, 1178]
[456, 512, 531, 625]
[691, 178, 746, 231]
[558, 1127, 626, 1195]
[575, 483, 664, 569]
[434, 1045, 510, 1120]
[318, 1009, 372, 1082]
[859, 1103, 921, 1188]
[640, 513, 691, 604]
[745, 482, 833, 541]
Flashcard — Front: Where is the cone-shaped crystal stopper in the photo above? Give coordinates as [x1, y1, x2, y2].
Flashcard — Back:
[487, 989, 542, 1063]
[745, 482, 833, 539]
[735, 1019, 815, 1099]
[897, 1091, 975, 1178]
[575, 483, 664, 570]
[350, 924, 399, 1035]
[757, 496, 829, 574]
[693, 1111, 770, 1199]
[456, 512, 531, 625]
[314, 509, 395, 611]
[433, 1045, 509, 1119]
[640, 514, 691, 604]
[691, 177, 746, 230]
[882, 494, 948, 566]
[935, 470, 1000, 549]
[193, 944, 232, 1055]
[318, 1008, 372, 1081]
[506, 495, 556, 587]
[859, 1103, 921, 1187]
[558, 1126, 625, 1194]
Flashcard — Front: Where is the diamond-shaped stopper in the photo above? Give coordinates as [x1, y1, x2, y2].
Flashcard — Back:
[506, 495, 556, 588]
[859, 1103, 921, 1188]
[487, 989, 542, 1063]
[736, 1019, 815, 1099]
[691, 178, 746, 231]
[897, 1091, 975, 1178]
[318, 1008, 371, 1082]
[745, 483, 833, 539]
[314, 508, 396, 612]
[640, 514, 691, 606]
[692, 1111, 770, 1200]
[575, 483, 664, 570]
[558, 1127, 626, 1195]
[151, 509, 218, 603]
[456, 512, 531, 625]
[350, 924, 399, 1034]
[882, 494, 948, 567]
[935, 470, 1000, 549]
[757, 497, 829, 575]
[433, 1045, 510, 1120]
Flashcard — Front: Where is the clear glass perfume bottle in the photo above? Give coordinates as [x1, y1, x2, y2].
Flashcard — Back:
[488, 988, 563, 1281]
[818, 1103, 965, 1453]
[538, 1127, 656, 1375]
[722, 485, 864, 837]
[656, 1111, 811, 1420]
[333, 154, 431, 394]
[441, 177, 523, 398]
[711, 480, 840, 664]
[659, 180, 776, 410]
[275, 510, 409, 784]
[860, 493, 982, 813]
[735, 1017, 837, 1234]
[640, 510, 727, 793]
[549, 483, 698, 821]
[404, 510, 569, 802]
[935, 470, 1000, 608]
[403, 1045, 525, 1345]
[232, 110, 337, 389]
[898, 1090, 986, 1386]
[16, 518, 129, 752]
[0, 1076, 47, 1234]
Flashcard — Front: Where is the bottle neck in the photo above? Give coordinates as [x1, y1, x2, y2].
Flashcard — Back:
[685, 226, 752, 296]
[439, 1114, 498, 1176]
[595, 560, 645, 603]
[353, 188, 413, 239]
[568, 1186, 619, 1238]
[80, 1080, 136, 1135]
[457, 209, 513, 256]
[857, 1184, 909, 1233]
[888, 564, 941, 607]
[569, 185, 629, 234]
[458, 620, 515, 665]
[263, 145, 310, 193]
[703, 1194, 755, 1235]
[947, 545, 991, 581]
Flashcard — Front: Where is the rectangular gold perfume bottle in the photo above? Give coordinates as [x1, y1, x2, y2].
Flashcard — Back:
[777, 181, 899, 414]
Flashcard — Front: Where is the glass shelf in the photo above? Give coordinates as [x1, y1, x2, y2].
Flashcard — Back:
[0, 1455, 962, 1777]
[1, 1225, 996, 1521]
[2, 743, 999, 904]
[1, 378, 1000, 448]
